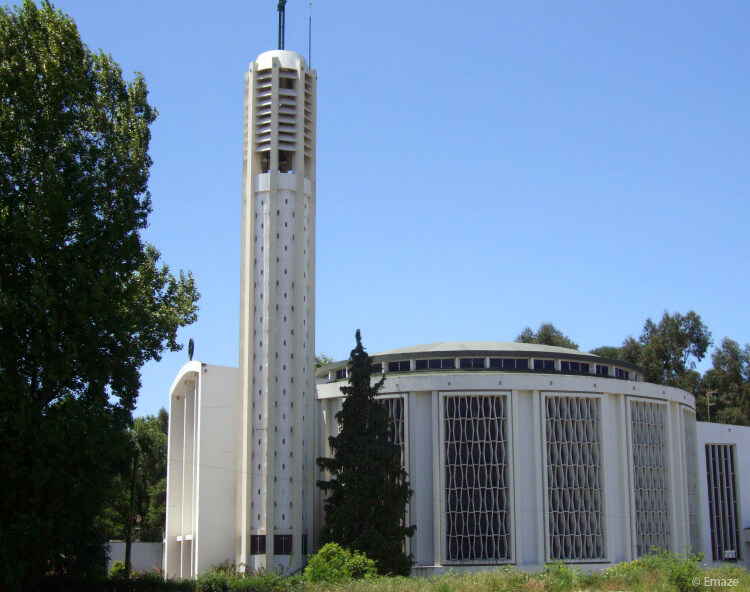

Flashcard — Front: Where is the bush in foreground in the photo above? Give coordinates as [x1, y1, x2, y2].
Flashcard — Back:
[304, 543, 377, 584]
[197, 562, 301, 592]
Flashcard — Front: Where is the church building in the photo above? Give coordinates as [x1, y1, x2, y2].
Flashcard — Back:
[163, 46, 750, 578]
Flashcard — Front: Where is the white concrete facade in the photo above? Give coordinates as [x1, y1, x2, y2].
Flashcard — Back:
[236, 49, 317, 572]
[164, 345, 750, 577]
[164, 362, 238, 579]
[316, 345, 696, 572]
[697, 421, 750, 569]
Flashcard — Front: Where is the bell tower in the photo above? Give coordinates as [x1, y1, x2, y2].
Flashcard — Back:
[236, 46, 316, 571]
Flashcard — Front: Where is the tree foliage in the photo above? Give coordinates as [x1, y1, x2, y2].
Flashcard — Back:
[590, 311, 711, 392]
[589, 311, 750, 424]
[316, 330, 415, 576]
[0, 2, 199, 587]
[516, 322, 579, 350]
[699, 338, 750, 425]
[638, 311, 712, 388]
[315, 353, 333, 369]
[101, 410, 169, 543]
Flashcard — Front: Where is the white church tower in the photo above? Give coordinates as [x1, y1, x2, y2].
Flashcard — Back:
[236, 48, 316, 571]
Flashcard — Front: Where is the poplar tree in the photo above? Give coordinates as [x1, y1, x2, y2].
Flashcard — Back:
[0, 2, 198, 587]
[317, 330, 415, 575]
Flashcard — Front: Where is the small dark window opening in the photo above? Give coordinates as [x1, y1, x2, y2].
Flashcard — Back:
[388, 360, 410, 372]
[534, 359, 554, 370]
[250, 534, 266, 555]
[460, 357, 484, 369]
[596, 364, 609, 376]
[279, 150, 293, 173]
[260, 151, 270, 173]
[274, 534, 293, 555]
[489, 358, 502, 369]
[281, 77, 295, 90]
[302, 534, 308, 555]
[335, 368, 346, 380]
[421, 358, 455, 370]
[615, 368, 629, 380]
[371, 363, 383, 373]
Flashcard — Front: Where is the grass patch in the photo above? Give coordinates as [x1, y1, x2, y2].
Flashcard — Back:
[35, 551, 750, 592]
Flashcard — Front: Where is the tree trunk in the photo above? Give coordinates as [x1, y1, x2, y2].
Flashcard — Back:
[124, 450, 138, 578]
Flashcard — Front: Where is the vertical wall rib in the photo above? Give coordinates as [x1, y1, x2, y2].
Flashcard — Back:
[682, 409, 700, 554]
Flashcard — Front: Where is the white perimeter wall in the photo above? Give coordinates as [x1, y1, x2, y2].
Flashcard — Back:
[107, 542, 162, 574]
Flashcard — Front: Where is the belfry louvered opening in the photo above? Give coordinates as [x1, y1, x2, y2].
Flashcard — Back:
[303, 72, 314, 166]
[444, 394, 511, 563]
[254, 68, 298, 163]
[254, 69, 273, 154]
[544, 396, 606, 561]
[706, 444, 741, 561]
[630, 400, 671, 555]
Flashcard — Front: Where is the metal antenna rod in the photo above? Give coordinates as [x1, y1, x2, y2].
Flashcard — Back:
[278, 0, 287, 49]
[308, 1, 312, 66]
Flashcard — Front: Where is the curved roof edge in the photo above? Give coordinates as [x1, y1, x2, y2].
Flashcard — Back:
[374, 341, 592, 357]
[168, 360, 203, 395]
[317, 341, 642, 374]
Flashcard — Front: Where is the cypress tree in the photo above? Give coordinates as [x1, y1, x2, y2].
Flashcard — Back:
[317, 330, 415, 575]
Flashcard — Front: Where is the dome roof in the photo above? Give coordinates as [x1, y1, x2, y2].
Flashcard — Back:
[372, 341, 592, 358]
[317, 340, 642, 377]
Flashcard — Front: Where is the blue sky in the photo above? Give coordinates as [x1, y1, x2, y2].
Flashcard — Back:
[51, 1, 750, 418]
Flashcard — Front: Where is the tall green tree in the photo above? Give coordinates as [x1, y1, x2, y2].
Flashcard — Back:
[101, 411, 169, 543]
[590, 337, 646, 366]
[516, 322, 579, 350]
[591, 311, 711, 391]
[0, 2, 198, 588]
[699, 338, 750, 425]
[638, 311, 711, 389]
[317, 330, 415, 576]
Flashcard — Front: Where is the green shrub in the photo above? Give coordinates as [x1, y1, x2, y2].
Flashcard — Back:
[602, 557, 645, 586]
[638, 548, 702, 592]
[110, 560, 127, 579]
[543, 562, 574, 592]
[303, 542, 377, 583]
[196, 564, 301, 592]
